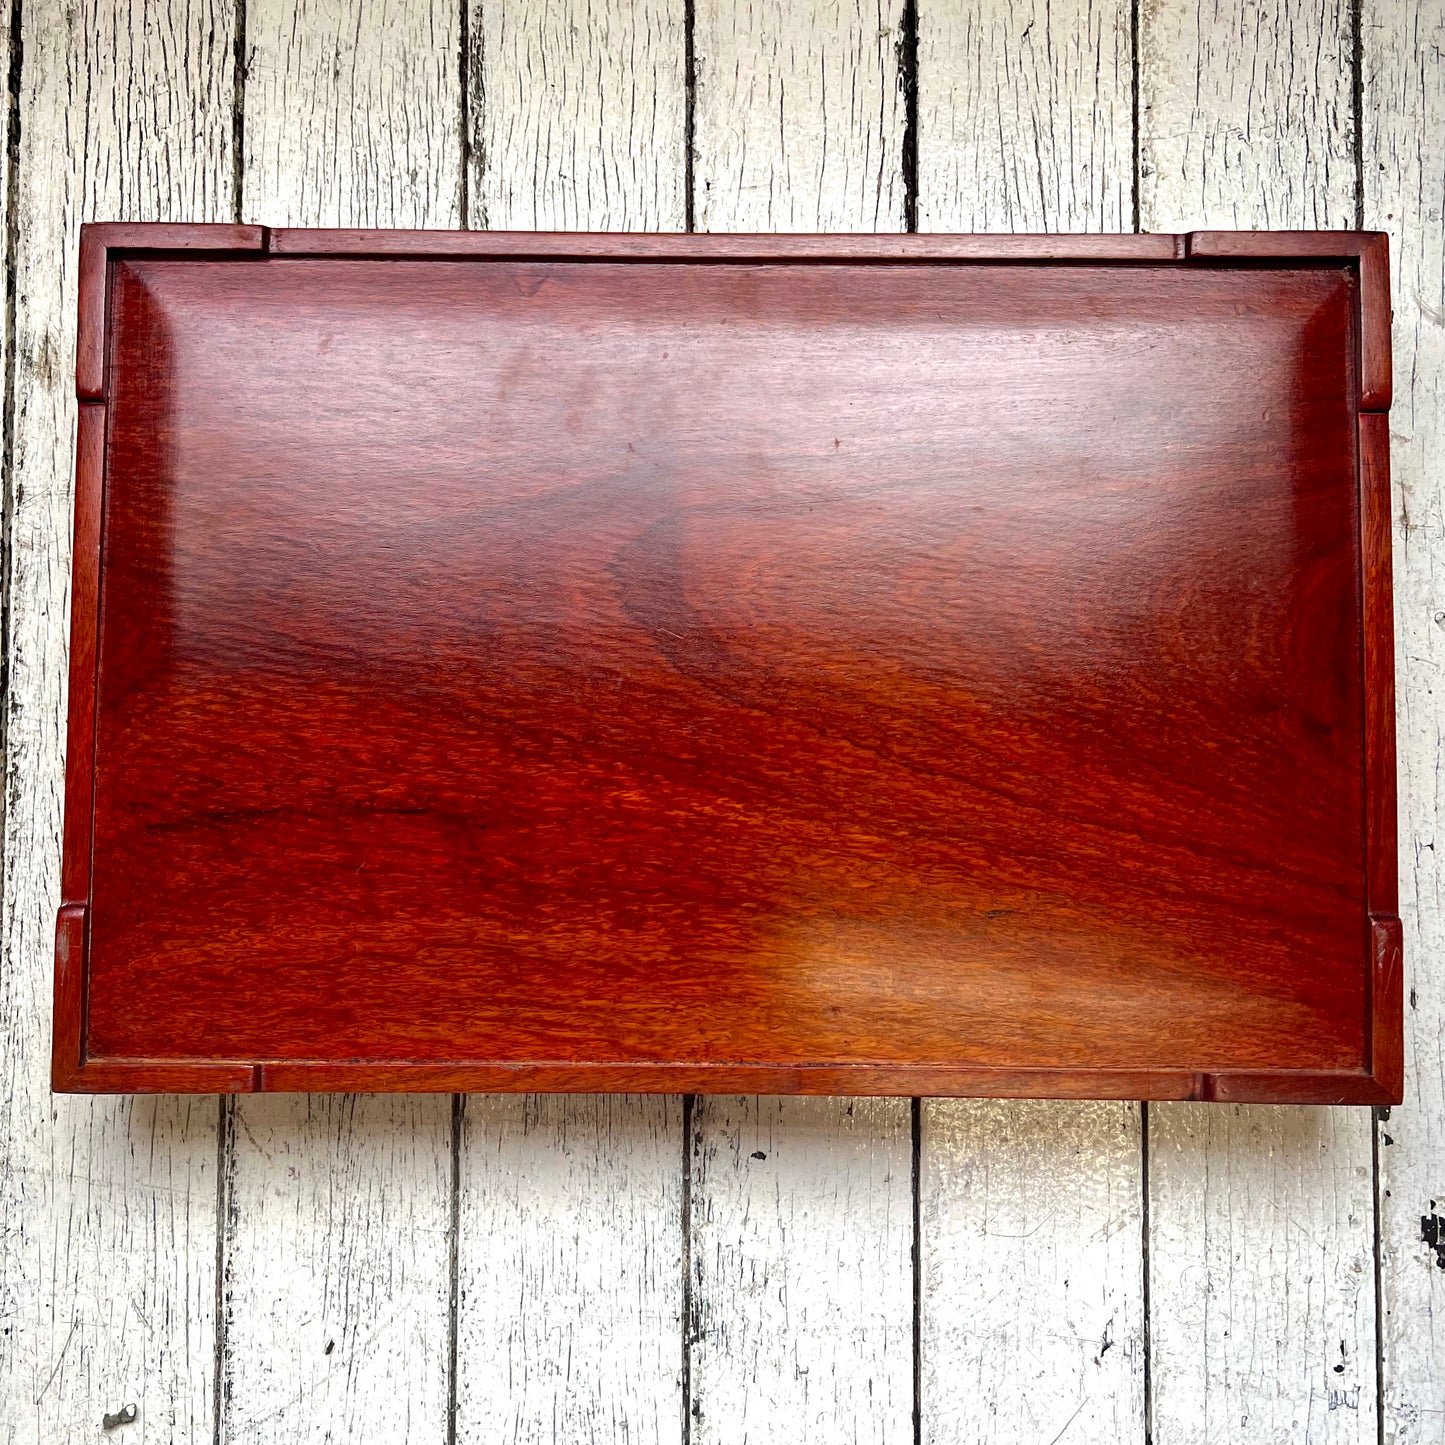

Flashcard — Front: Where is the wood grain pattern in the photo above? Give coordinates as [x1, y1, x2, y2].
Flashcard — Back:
[0, 3, 234, 1441]
[692, 0, 906, 232]
[268, 228, 1179, 258]
[469, 0, 685, 231]
[918, 0, 1133, 232]
[457, 19, 687, 1439]
[1363, 0, 1445, 1436]
[457, 1095, 684, 1444]
[916, 16, 1145, 1437]
[1149, 1105, 1377, 1444]
[689, 1096, 913, 1443]
[1138, 4, 1378, 1435]
[220, 7, 459, 1442]
[922, 1101, 1145, 1444]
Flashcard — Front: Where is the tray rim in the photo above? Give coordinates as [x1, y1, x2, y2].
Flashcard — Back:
[55, 225, 1400, 1102]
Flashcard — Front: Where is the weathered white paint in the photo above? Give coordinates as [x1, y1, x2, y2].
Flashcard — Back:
[916, 7, 1145, 1439]
[687, 12, 912, 1438]
[918, 0, 1133, 232]
[219, 1097, 452, 1444]
[689, 1097, 913, 1444]
[1139, 3, 1376, 1439]
[1138, 0, 1356, 231]
[454, 10, 687, 1438]
[221, 4, 460, 1443]
[242, 0, 463, 229]
[0, 4, 233, 1443]
[457, 1096, 684, 1444]
[470, 0, 686, 231]
[692, 0, 907, 232]
[1364, 1, 1445, 1439]
[921, 1102, 1145, 1445]
[1148, 1106, 1377, 1443]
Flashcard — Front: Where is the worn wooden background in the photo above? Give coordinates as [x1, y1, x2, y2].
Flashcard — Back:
[0, 0, 1440, 1441]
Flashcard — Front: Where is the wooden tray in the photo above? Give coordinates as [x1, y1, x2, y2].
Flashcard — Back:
[55, 225, 1399, 1101]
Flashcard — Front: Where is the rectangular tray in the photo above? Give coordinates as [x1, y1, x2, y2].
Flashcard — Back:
[55, 225, 1399, 1101]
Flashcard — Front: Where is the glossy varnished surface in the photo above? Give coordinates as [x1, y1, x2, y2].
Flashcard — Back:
[60, 232, 1394, 1097]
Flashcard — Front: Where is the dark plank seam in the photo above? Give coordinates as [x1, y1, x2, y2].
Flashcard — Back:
[231, 0, 246, 224]
[681, 1093, 694, 1445]
[1141, 1102, 1154, 1445]
[212, 1097, 235, 1445]
[897, 0, 918, 233]
[458, 0, 470, 230]
[683, 0, 696, 234]
[911, 1096, 922, 1445]
[447, 1094, 463, 1445]
[0, 0, 23, 877]
[1130, 0, 1141, 233]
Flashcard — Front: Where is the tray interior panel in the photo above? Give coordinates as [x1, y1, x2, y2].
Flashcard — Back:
[85, 256, 1364, 1070]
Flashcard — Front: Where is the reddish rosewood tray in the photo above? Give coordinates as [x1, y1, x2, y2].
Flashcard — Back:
[55, 225, 1399, 1101]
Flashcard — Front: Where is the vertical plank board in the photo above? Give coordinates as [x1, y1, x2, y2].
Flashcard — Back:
[471, 0, 685, 230]
[1138, 0, 1355, 231]
[458, 1097, 684, 1443]
[219, 1097, 453, 1443]
[915, 10, 1144, 1441]
[1138, 6, 1376, 1440]
[221, 4, 461, 1442]
[692, 0, 907, 232]
[457, 9, 686, 1438]
[241, 0, 463, 228]
[689, 1098, 913, 1443]
[688, 9, 910, 1440]
[1148, 1107, 1377, 1442]
[0, 2, 233, 1440]
[921, 1102, 1145, 1445]
[917, 0, 1133, 232]
[1363, 2, 1445, 1439]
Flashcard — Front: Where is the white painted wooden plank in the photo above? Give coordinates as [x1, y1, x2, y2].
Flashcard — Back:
[1138, 5, 1376, 1440]
[1148, 1106, 1377, 1443]
[457, 1096, 684, 1444]
[0, 3, 233, 1441]
[1138, 0, 1356, 231]
[454, 11, 686, 1438]
[921, 1101, 1145, 1445]
[221, 5, 461, 1443]
[692, 0, 907, 232]
[915, 11, 1145, 1441]
[918, 0, 1133, 232]
[471, 0, 686, 231]
[241, 0, 463, 229]
[689, 1097, 913, 1444]
[1363, 2, 1445, 1439]
[687, 10, 911, 1439]
[219, 1096, 453, 1444]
